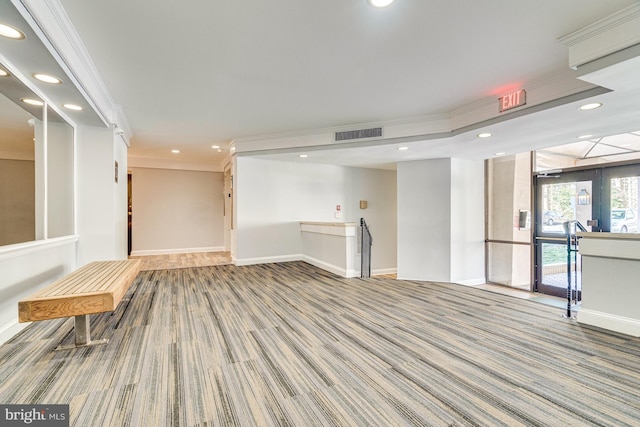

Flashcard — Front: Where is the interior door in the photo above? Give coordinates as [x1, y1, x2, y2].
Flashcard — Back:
[534, 169, 600, 297]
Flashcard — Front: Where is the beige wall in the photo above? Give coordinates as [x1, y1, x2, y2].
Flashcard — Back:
[131, 168, 224, 255]
[0, 159, 35, 246]
[486, 153, 532, 288]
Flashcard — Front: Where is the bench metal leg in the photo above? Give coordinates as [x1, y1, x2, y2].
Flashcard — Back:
[75, 314, 91, 345]
[55, 315, 108, 351]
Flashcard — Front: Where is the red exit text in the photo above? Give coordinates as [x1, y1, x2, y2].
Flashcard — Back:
[499, 89, 526, 112]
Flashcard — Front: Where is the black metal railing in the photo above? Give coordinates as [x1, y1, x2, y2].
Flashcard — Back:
[360, 218, 372, 278]
[562, 220, 586, 318]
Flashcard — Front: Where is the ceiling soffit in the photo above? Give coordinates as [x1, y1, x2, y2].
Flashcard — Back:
[234, 4, 640, 158]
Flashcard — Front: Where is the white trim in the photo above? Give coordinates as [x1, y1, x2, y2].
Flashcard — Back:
[301, 255, 358, 278]
[128, 156, 222, 173]
[578, 308, 640, 337]
[455, 277, 487, 286]
[191, 253, 393, 279]
[558, 4, 640, 46]
[558, 4, 640, 68]
[20, 0, 129, 134]
[232, 113, 448, 145]
[130, 246, 225, 257]
[234, 254, 302, 266]
[0, 235, 78, 262]
[43, 104, 48, 239]
[0, 321, 29, 346]
[300, 222, 357, 237]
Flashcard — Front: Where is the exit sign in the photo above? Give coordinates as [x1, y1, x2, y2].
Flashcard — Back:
[499, 89, 526, 112]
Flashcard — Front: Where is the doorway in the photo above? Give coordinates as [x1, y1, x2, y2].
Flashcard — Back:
[534, 169, 599, 298]
[223, 167, 233, 252]
[533, 163, 640, 297]
[128, 173, 132, 255]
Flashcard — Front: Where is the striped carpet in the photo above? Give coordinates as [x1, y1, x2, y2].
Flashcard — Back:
[1, 261, 640, 426]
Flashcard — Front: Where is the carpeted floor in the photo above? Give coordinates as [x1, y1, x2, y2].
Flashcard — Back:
[1, 261, 639, 426]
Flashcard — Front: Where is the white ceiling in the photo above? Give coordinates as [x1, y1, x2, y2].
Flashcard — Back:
[30, 0, 640, 168]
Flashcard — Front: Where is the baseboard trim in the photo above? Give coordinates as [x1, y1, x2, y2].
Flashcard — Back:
[578, 308, 640, 337]
[235, 254, 302, 266]
[301, 255, 358, 278]
[130, 246, 225, 256]
[232, 254, 392, 279]
[456, 277, 487, 286]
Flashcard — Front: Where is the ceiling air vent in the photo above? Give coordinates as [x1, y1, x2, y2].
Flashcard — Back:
[335, 127, 383, 142]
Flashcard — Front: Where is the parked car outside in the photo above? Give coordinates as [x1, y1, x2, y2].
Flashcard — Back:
[611, 208, 638, 233]
[543, 210, 567, 226]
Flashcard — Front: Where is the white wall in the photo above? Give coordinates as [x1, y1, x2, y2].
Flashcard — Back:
[114, 135, 129, 260]
[397, 159, 452, 281]
[0, 238, 77, 344]
[235, 157, 346, 263]
[450, 158, 485, 284]
[76, 125, 128, 265]
[234, 157, 397, 273]
[131, 168, 224, 255]
[397, 158, 485, 284]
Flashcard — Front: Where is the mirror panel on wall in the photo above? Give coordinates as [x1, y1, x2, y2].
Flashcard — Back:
[0, 69, 75, 247]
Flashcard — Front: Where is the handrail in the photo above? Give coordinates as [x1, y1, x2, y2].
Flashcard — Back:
[562, 220, 585, 318]
[360, 218, 372, 278]
[361, 218, 372, 244]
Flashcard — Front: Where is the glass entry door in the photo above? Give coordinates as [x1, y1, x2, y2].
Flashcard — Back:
[534, 169, 600, 297]
[602, 165, 640, 234]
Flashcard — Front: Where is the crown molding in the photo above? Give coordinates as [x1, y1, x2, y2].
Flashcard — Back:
[559, 4, 640, 46]
[559, 4, 640, 68]
[231, 113, 450, 145]
[17, 0, 132, 141]
[233, 67, 597, 155]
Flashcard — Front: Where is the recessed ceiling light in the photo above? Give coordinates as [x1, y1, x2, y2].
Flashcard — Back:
[171, 149, 180, 154]
[211, 145, 220, 149]
[33, 73, 62, 84]
[579, 102, 602, 111]
[578, 134, 593, 139]
[495, 152, 507, 156]
[368, 0, 395, 7]
[0, 69, 9, 77]
[0, 23, 25, 40]
[217, 149, 222, 153]
[299, 154, 308, 158]
[397, 146, 409, 151]
[63, 103, 83, 111]
[477, 132, 492, 138]
[21, 98, 44, 106]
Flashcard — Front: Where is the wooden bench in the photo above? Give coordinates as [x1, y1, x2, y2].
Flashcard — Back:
[18, 259, 141, 349]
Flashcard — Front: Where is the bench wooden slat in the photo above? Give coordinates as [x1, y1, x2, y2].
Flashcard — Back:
[18, 259, 141, 323]
[37, 261, 132, 296]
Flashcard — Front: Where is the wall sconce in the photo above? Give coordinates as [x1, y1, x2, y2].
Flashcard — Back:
[577, 189, 591, 205]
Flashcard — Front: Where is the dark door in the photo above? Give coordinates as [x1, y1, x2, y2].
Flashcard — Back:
[534, 169, 600, 297]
